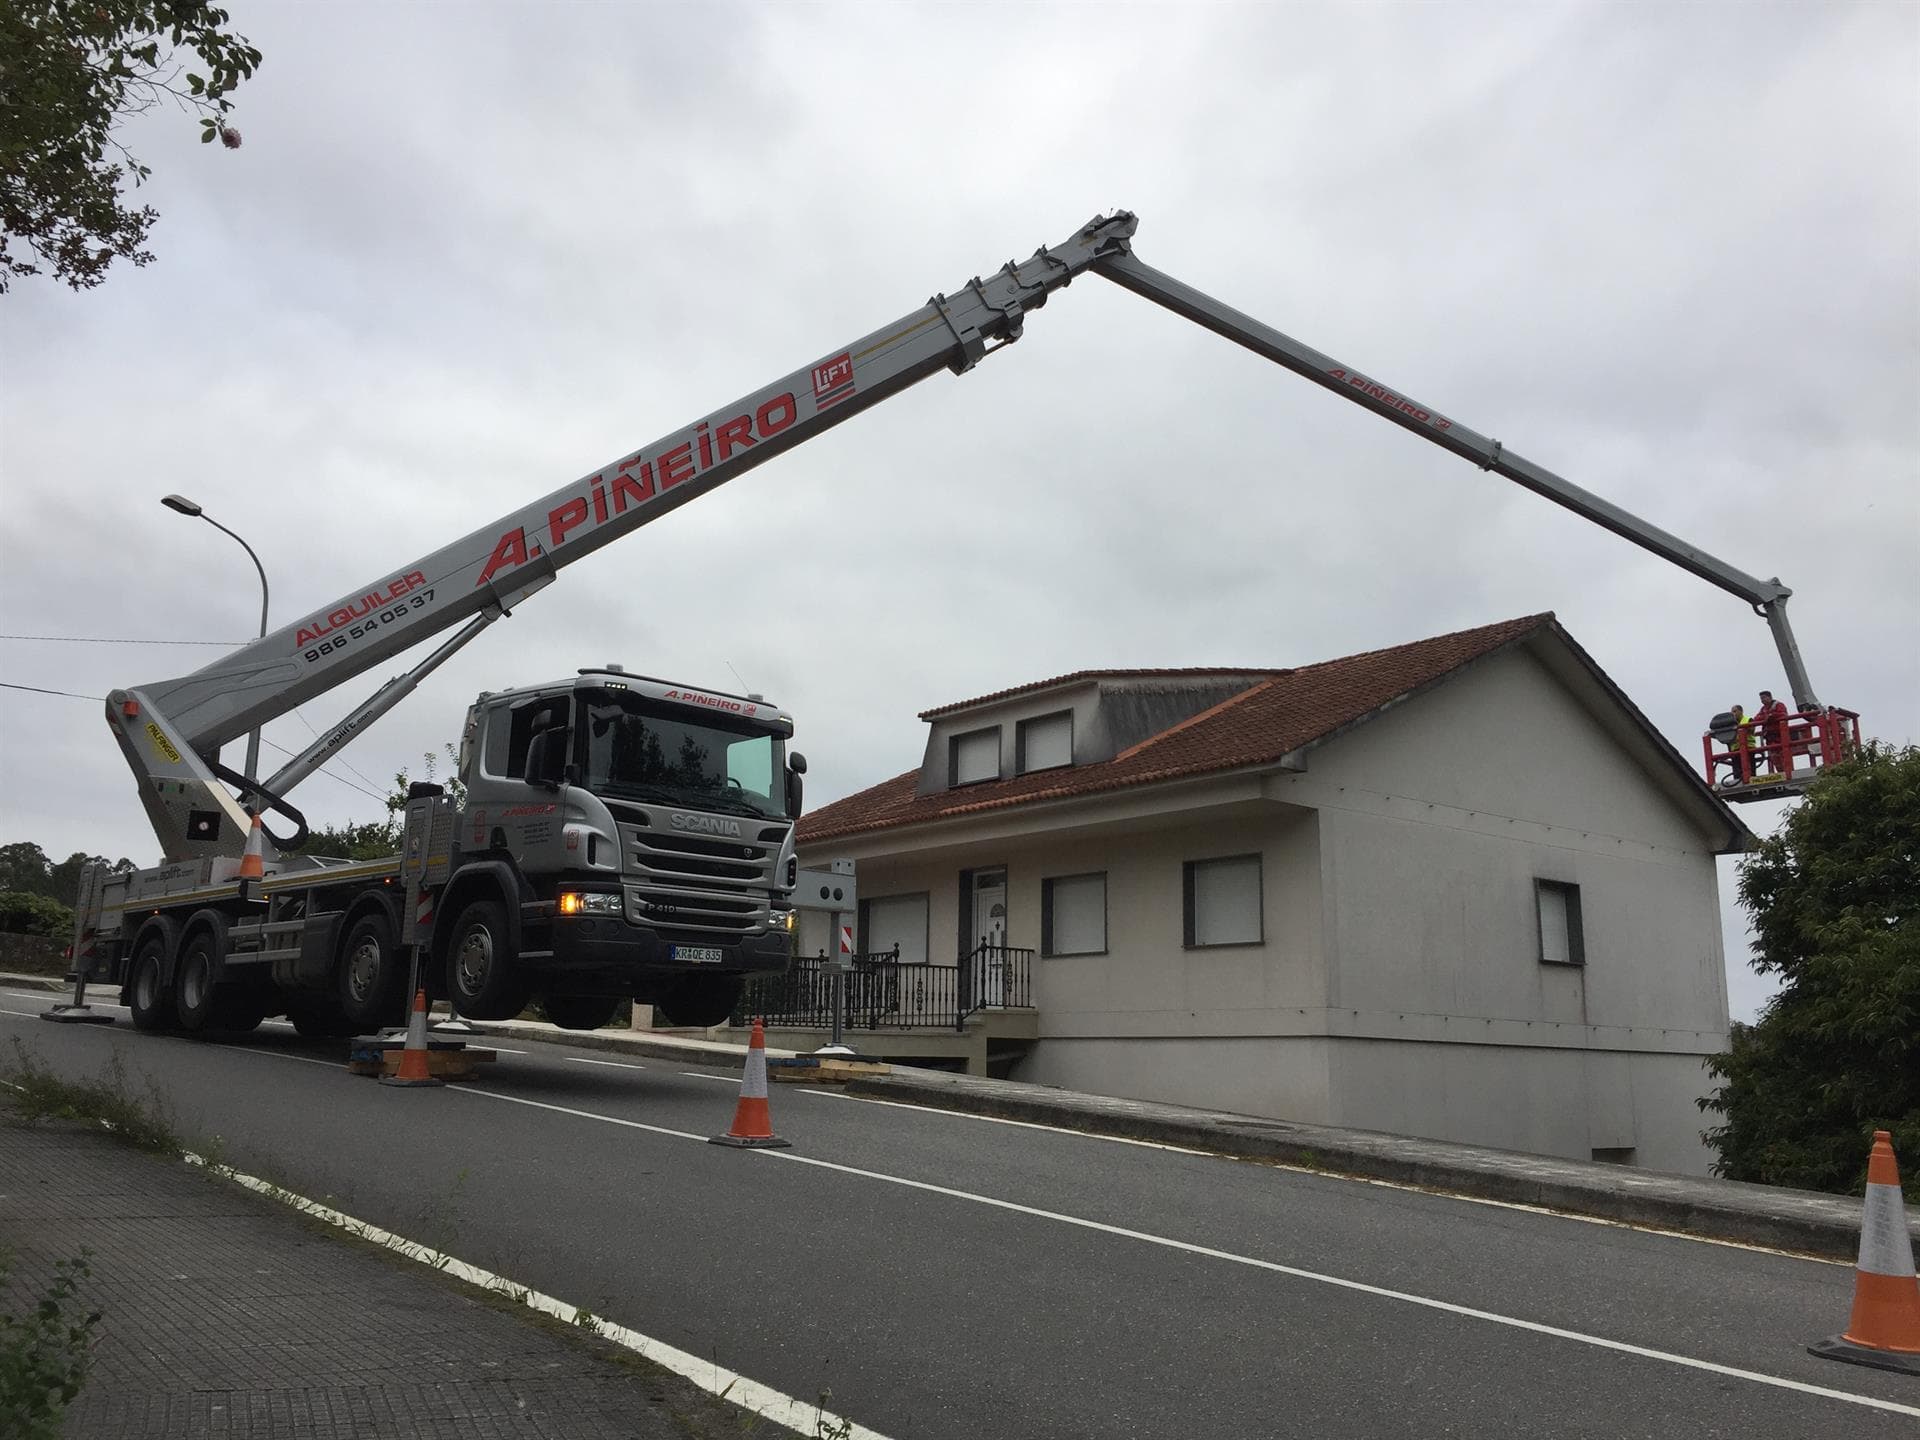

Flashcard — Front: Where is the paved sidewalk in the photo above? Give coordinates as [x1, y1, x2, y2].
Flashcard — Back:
[0, 1119, 745, 1439]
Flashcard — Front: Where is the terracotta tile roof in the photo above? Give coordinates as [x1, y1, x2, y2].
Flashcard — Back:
[919, 667, 1281, 721]
[800, 614, 1554, 845]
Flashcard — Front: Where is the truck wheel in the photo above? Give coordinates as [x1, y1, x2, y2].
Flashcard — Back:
[337, 911, 406, 1028]
[173, 931, 221, 1033]
[128, 937, 173, 1032]
[656, 975, 741, 1029]
[445, 897, 531, 1021]
[541, 993, 622, 1031]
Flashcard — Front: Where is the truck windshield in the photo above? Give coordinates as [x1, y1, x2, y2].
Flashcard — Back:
[578, 690, 786, 819]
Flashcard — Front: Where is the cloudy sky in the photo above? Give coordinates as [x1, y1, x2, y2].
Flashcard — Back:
[3, 1, 1914, 1022]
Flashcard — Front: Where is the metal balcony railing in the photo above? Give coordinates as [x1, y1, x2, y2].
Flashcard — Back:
[735, 943, 1034, 1032]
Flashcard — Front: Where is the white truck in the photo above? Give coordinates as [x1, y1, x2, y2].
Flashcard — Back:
[59, 211, 1844, 1038]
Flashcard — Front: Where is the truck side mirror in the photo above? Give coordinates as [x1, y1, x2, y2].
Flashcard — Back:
[786, 752, 806, 819]
[526, 727, 567, 789]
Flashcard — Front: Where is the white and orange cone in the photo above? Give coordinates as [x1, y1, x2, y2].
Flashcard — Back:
[379, 989, 443, 1089]
[236, 810, 267, 900]
[710, 1018, 789, 1149]
[1809, 1131, 1920, 1375]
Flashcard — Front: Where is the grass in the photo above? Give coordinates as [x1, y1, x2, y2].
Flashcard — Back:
[2, 1040, 182, 1157]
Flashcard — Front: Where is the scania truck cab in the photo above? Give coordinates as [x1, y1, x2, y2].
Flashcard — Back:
[448, 667, 802, 1027]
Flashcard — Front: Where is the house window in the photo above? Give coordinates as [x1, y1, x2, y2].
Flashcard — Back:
[861, 893, 929, 965]
[1017, 711, 1074, 773]
[1184, 855, 1262, 947]
[1042, 873, 1106, 956]
[950, 727, 1000, 787]
[1536, 880, 1585, 966]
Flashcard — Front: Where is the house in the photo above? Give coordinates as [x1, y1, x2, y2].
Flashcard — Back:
[793, 615, 1750, 1175]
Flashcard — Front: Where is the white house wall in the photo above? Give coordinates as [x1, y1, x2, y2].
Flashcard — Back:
[1283, 644, 1730, 1171]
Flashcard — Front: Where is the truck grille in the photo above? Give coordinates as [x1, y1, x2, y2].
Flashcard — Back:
[623, 824, 783, 937]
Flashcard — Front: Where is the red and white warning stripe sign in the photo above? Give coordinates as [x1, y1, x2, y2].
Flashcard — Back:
[840, 924, 854, 956]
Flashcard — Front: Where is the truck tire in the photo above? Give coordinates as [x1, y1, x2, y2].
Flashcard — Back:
[445, 897, 531, 1021]
[656, 975, 741, 1029]
[173, 929, 222, 1033]
[337, 910, 406, 1028]
[541, 993, 622, 1031]
[128, 938, 172, 1032]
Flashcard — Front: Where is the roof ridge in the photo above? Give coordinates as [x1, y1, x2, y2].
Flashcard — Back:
[1111, 674, 1284, 763]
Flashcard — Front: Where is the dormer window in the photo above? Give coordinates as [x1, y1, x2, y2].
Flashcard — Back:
[950, 727, 1001, 787]
[1017, 711, 1073, 774]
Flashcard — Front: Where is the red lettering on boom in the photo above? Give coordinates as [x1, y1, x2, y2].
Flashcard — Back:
[549, 496, 589, 548]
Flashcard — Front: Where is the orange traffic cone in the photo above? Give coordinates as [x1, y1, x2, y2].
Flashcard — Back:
[1809, 1131, 1920, 1375]
[379, 989, 443, 1089]
[235, 810, 267, 900]
[710, 1018, 789, 1149]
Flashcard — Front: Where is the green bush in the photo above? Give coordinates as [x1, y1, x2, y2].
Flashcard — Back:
[0, 1249, 100, 1439]
[0, 893, 71, 940]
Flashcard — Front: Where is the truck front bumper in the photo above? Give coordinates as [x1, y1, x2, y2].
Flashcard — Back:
[537, 912, 790, 989]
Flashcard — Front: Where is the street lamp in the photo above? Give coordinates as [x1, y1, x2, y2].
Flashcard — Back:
[162, 493, 270, 791]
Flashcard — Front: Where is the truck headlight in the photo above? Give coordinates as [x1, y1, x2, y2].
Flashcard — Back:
[559, 891, 622, 916]
[781, 910, 797, 932]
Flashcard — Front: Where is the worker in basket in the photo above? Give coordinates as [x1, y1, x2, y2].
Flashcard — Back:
[1708, 704, 1756, 787]
[1755, 689, 1792, 777]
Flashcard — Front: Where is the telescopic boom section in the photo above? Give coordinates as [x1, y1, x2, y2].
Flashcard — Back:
[130, 212, 1143, 757]
[1093, 251, 1822, 712]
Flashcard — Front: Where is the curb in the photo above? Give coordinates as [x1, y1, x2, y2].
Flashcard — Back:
[0, 972, 67, 992]
[834, 1068, 1906, 1263]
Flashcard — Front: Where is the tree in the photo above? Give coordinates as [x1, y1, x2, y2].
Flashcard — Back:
[0, 844, 130, 904]
[0, 889, 72, 937]
[1, 1, 261, 292]
[305, 747, 464, 860]
[1700, 743, 1919, 1200]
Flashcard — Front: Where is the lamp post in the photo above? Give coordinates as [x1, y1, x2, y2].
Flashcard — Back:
[161, 494, 269, 791]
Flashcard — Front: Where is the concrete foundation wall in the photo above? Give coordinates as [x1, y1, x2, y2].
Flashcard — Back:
[1013, 1035, 1334, 1125]
[1324, 1039, 1716, 1174]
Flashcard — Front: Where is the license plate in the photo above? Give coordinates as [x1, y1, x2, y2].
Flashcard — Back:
[673, 945, 724, 964]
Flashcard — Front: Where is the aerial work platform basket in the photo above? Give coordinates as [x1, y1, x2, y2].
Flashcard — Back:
[1703, 707, 1861, 802]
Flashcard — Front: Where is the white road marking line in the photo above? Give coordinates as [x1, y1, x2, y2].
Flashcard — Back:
[568, 1057, 648, 1071]
[451, 1085, 1918, 1421]
[229, 1046, 347, 1070]
[488, 1046, 529, 1055]
[678, 1070, 738, 1083]
[0, 1007, 47, 1019]
[182, 1152, 887, 1440]
[827, 1093, 1846, 1265]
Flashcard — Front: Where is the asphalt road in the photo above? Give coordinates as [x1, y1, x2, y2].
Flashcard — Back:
[4, 987, 1916, 1439]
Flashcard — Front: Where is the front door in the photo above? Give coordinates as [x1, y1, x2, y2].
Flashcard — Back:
[972, 868, 1007, 1006]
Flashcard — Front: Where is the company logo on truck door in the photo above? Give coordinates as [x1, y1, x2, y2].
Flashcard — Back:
[476, 393, 801, 587]
[671, 812, 743, 836]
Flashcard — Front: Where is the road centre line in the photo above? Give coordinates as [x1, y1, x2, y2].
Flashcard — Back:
[679, 1070, 739, 1082]
[568, 1057, 648, 1071]
[451, 1085, 1920, 1421]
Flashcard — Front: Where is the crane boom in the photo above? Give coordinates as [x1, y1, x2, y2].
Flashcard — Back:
[111, 208, 1831, 863]
[131, 213, 1142, 759]
[1092, 250, 1819, 710]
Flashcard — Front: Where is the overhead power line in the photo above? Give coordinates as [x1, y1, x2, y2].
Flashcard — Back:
[0, 681, 389, 806]
[0, 634, 244, 645]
